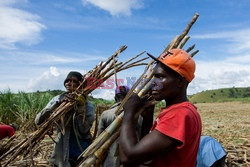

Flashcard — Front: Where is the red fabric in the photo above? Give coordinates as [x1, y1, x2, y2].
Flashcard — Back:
[150, 102, 202, 167]
[0, 125, 15, 140]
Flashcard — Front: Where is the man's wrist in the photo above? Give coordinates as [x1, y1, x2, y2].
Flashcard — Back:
[123, 108, 137, 119]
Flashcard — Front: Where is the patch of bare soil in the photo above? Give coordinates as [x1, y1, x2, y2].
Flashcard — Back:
[196, 102, 250, 167]
[0, 127, 54, 167]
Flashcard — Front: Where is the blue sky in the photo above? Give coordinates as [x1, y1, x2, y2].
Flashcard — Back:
[1, 0, 250, 100]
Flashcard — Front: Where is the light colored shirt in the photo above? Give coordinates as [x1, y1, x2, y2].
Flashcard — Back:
[98, 102, 143, 167]
[196, 136, 227, 167]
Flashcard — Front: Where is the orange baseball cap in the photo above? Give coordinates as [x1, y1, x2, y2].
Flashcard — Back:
[147, 49, 196, 82]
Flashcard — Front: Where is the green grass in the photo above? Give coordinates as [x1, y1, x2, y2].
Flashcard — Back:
[0, 90, 62, 124]
[1, 86, 249, 125]
[189, 87, 250, 103]
[88, 96, 115, 107]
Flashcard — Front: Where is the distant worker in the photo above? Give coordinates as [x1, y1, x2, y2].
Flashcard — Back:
[0, 123, 18, 140]
[197, 135, 227, 167]
[97, 85, 154, 167]
[35, 71, 95, 167]
[98, 86, 132, 134]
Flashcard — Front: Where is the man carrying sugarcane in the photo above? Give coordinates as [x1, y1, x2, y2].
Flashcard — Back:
[98, 85, 154, 167]
[119, 49, 202, 167]
[35, 71, 95, 167]
[97, 85, 132, 167]
[98, 86, 132, 136]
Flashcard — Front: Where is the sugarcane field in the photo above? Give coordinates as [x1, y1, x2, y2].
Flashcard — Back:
[1, 2, 250, 167]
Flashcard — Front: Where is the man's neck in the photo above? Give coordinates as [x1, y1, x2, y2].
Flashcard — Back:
[164, 96, 188, 108]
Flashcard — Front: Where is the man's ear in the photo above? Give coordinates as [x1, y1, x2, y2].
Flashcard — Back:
[114, 95, 118, 102]
[178, 76, 187, 88]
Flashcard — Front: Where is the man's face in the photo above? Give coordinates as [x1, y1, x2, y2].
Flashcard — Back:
[114, 86, 128, 102]
[115, 93, 126, 102]
[151, 63, 181, 101]
[64, 77, 80, 92]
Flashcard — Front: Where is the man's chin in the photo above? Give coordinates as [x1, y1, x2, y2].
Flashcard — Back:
[152, 94, 162, 101]
[66, 89, 74, 93]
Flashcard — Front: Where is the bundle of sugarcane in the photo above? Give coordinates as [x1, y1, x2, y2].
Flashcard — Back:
[78, 13, 200, 167]
[0, 45, 149, 167]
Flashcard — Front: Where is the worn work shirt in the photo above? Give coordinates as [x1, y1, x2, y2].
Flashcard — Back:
[35, 93, 95, 167]
[98, 102, 143, 167]
[150, 101, 202, 167]
[0, 125, 15, 140]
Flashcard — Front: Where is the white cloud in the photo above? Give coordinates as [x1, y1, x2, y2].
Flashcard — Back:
[188, 59, 250, 95]
[92, 89, 115, 100]
[0, 49, 108, 94]
[81, 0, 143, 16]
[0, 1, 46, 49]
[26, 68, 125, 100]
[0, 65, 89, 93]
[2, 55, 250, 99]
[27, 67, 65, 92]
[189, 28, 250, 94]
[0, 50, 106, 65]
[23, 53, 250, 99]
[225, 54, 250, 64]
[193, 29, 250, 54]
[50, 66, 60, 77]
[0, 0, 25, 6]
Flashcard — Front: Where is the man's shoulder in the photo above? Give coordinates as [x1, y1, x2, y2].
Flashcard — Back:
[100, 103, 119, 118]
[160, 102, 195, 114]
[199, 136, 227, 158]
[86, 100, 94, 109]
[109, 102, 120, 109]
[50, 93, 64, 101]
[85, 100, 95, 115]
[200, 136, 222, 147]
[103, 103, 119, 113]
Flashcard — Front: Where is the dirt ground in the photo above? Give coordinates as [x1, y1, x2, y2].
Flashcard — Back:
[1, 102, 249, 166]
[196, 102, 250, 167]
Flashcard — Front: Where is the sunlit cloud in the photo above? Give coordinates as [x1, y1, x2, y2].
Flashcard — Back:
[225, 53, 250, 64]
[0, 0, 46, 49]
[193, 29, 250, 54]
[81, 0, 143, 16]
[188, 59, 250, 95]
[92, 89, 115, 100]
[27, 67, 65, 92]
[0, 50, 107, 65]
